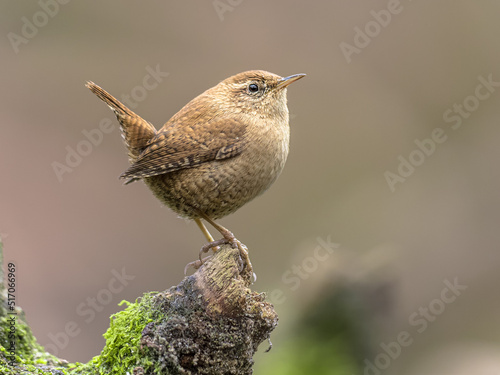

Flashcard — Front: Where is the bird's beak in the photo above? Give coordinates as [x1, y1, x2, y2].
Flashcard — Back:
[277, 73, 306, 90]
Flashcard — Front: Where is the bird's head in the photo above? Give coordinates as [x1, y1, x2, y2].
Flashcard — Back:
[212, 70, 305, 120]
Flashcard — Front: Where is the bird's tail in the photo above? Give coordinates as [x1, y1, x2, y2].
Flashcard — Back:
[86, 82, 157, 162]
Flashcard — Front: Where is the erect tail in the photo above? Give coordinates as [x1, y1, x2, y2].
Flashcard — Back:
[86, 81, 157, 162]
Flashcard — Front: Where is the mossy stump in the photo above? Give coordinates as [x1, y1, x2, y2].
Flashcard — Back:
[0, 240, 278, 375]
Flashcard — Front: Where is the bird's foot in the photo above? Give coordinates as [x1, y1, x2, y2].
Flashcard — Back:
[216, 229, 255, 283]
[234, 240, 256, 284]
[183, 238, 228, 275]
[199, 238, 227, 260]
[194, 213, 255, 282]
[187, 226, 256, 283]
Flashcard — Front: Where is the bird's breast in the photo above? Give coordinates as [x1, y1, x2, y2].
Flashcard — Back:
[237, 117, 290, 190]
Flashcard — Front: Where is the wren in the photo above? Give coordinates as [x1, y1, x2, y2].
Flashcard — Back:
[86, 70, 305, 278]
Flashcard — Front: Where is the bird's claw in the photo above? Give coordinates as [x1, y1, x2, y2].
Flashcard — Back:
[199, 238, 227, 261]
[192, 229, 256, 284]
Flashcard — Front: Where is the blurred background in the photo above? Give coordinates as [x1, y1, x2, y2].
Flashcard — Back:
[1, 1, 500, 374]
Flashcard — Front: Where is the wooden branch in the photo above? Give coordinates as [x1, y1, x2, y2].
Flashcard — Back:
[0, 240, 278, 374]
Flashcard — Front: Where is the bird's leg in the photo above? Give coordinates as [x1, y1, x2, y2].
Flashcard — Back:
[197, 212, 254, 281]
[195, 218, 215, 243]
[194, 218, 221, 255]
[183, 219, 221, 274]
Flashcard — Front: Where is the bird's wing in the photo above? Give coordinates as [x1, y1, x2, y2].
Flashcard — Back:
[120, 118, 247, 180]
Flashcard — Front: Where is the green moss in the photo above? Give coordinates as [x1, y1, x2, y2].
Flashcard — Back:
[0, 291, 165, 375]
[0, 310, 58, 363]
[0, 238, 69, 374]
[0, 234, 165, 374]
[0, 309, 84, 375]
[76, 292, 165, 375]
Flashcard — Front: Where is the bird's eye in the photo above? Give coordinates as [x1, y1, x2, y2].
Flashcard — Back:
[248, 83, 259, 93]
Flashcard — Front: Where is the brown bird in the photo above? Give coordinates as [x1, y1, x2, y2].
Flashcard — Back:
[86, 70, 305, 277]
